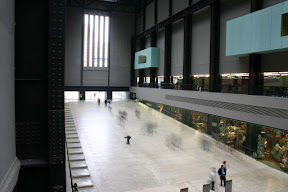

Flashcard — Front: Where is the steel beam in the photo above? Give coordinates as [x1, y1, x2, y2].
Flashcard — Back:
[249, 0, 263, 95]
[136, 0, 216, 39]
[209, 0, 221, 92]
[48, 0, 66, 191]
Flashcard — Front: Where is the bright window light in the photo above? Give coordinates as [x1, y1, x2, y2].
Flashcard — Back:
[83, 14, 109, 68]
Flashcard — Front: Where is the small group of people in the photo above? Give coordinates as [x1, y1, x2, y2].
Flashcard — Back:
[210, 161, 227, 191]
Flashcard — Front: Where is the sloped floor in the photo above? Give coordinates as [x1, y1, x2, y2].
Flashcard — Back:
[67, 100, 288, 192]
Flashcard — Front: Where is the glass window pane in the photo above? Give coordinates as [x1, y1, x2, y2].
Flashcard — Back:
[104, 16, 109, 67]
[94, 16, 99, 67]
[99, 16, 104, 67]
[83, 14, 89, 67]
[89, 15, 94, 67]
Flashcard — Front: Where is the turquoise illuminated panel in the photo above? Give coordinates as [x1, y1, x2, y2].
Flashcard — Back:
[134, 47, 160, 70]
[226, 1, 288, 56]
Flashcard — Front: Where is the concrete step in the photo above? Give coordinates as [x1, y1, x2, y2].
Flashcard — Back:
[65, 124, 75, 127]
[67, 138, 80, 143]
[72, 177, 93, 189]
[78, 187, 95, 192]
[69, 154, 85, 161]
[70, 161, 88, 169]
[65, 128, 77, 131]
[66, 131, 78, 135]
[66, 134, 79, 139]
[71, 168, 90, 178]
[68, 148, 83, 154]
[67, 143, 82, 148]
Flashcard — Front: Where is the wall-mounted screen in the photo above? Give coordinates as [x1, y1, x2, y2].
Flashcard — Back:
[282, 13, 288, 36]
[138, 54, 147, 64]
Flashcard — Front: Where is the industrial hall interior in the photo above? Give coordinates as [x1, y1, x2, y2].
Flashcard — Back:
[1, 0, 288, 192]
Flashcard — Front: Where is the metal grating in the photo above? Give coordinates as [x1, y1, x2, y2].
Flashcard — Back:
[165, 95, 288, 119]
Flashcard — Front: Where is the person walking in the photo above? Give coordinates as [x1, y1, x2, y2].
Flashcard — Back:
[104, 99, 107, 107]
[98, 98, 100, 106]
[210, 167, 216, 191]
[218, 165, 226, 187]
[124, 136, 131, 144]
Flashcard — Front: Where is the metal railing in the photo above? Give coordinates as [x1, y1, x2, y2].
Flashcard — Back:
[136, 83, 288, 98]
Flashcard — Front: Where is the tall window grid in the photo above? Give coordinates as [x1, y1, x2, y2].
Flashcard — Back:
[83, 14, 109, 67]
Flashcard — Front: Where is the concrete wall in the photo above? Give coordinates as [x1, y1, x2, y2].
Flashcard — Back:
[264, 0, 288, 8]
[171, 20, 184, 76]
[158, 0, 169, 22]
[130, 87, 288, 131]
[146, 1, 154, 29]
[191, 7, 210, 75]
[65, 8, 134, 87]
[110, 12, 135, 86]
[172, 0, 189, 14]
[65, 7, 82, 86]
[219, 0, 250, 74]
[0, 0, 21, 191]
[135, 0, 288, 77]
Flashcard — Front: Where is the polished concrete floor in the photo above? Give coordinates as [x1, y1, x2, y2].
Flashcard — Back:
[67, 100, 288, 192]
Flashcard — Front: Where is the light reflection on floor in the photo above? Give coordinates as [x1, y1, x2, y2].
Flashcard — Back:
[68, 100, 288, 192]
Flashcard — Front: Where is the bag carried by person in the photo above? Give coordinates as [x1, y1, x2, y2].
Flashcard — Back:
[218, 168, 221, 176]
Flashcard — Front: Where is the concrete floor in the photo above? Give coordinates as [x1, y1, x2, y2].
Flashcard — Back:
[67, 100, 288, 192]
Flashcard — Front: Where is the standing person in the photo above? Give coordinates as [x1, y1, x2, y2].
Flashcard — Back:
[98, 98, 100, 106]
[104, 99, 107, 107]
[210, 167, 216, 191]
[223, 161, 227, 171]
[124, 136, 131, 144]
[108, 100, 112, 112]
[218, 165, 226, 187]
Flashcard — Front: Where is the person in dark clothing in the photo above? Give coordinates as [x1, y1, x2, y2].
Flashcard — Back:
[218, 165, 226, 187]
[104, 99, 107, 107]
[124, 136, 131, 144]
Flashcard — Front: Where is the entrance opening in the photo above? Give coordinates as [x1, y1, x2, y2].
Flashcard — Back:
[112, 91, 129, 101]
[64, 91, 79, 101]
[85, 91, 107, 101]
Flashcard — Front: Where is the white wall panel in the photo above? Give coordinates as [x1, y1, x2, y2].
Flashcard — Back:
[191, 8, 210, 75]
[171, 20, 184, 76]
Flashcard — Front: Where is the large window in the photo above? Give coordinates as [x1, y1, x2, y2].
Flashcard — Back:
[83, 14, 109, 68]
